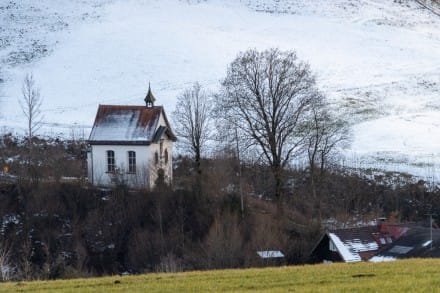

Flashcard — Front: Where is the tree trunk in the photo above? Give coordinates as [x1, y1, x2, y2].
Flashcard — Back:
[273, 164, 284, 214]
[195, 147, 202, 195]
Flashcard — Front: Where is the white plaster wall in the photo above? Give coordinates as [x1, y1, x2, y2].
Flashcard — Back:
[145, 111, 174, 186]
[164, 139, 173, 183]
[89, 139, 173, 189]
[89, 145, 150, 188]
[157, 112, 167, 128]
[87, 150, 92, 180]
[148, 136, 173, 186]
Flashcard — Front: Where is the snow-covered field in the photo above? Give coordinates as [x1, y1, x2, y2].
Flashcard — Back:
[0, 0, 439, 179]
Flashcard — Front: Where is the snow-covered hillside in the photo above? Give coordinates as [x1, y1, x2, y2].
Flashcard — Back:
[0, 0, 439, 178]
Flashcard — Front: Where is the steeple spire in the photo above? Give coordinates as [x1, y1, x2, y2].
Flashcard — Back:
[144, 83, 156, 108]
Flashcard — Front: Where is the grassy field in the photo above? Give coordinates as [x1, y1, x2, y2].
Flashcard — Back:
[1, 259, 439, 292]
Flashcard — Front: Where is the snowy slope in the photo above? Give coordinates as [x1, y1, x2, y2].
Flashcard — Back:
[0, 0, 439, 178]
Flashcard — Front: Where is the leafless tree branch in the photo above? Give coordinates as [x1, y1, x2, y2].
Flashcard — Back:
[217, 48, 319, 201]
[20, 73, 44, 141]
[172, 82, 213, 177]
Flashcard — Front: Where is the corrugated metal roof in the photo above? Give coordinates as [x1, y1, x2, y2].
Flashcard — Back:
[88, 105, 176, 144]
[256, 251, 285, 258]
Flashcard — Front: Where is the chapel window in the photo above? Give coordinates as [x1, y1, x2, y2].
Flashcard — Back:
[155, 151, 159, 165]
[107, 150, 115, 172]
[128, 151, 136, 173]
[164, 149, 169, 164]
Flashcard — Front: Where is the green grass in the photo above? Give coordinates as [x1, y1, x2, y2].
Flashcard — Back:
[1, 259, 439, 292]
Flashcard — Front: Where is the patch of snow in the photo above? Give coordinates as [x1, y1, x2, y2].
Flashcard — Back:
[1, 214, 20, 235]
[323, 218, 379, 230]
[1, 265, 12, 280]
[369, 255, 396, 262]
[344, 239, 378, 253]
[89, 110, 157, 141]
[6, 157, 16, 164]
[60, 176, 79, 180]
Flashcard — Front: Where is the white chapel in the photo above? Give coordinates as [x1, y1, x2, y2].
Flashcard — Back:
[87, 86, 176, 189]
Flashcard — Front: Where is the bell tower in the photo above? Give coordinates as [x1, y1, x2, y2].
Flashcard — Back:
[144, 83, 156, 108]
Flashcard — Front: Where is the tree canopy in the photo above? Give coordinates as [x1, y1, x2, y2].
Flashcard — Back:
[218, 48, 323, 200]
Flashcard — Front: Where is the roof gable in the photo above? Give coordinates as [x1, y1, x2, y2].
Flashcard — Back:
[88, 105, 176, 144]
[328, 232, 362, 262]
[327, 226, 383, 262]
[153, 126, 167, 143]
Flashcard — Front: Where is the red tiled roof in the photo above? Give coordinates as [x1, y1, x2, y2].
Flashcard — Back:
[88, 105, 176, 144]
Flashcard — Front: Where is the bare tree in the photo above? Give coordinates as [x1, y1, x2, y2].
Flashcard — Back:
[201, 211, 244, 269]
[172, 82, 213, 178]
[218, 48, 320, 201]
[304, 99, 350, 212]
[19, 73, 44, 182]
[20, 73, 44, 145]
[305, 100, 350, 180]
[19, 237, 33, 280]
[20, 74, 43, 171]
[0, 242, 12, 281]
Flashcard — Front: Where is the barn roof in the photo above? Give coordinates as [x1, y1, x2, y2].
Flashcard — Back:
[327, 226, 381, 262]
[319, 224, 406, 262]
[310, 223, 426, 263]
[371, 227, 440, 261]
[88, 105, 176, 145]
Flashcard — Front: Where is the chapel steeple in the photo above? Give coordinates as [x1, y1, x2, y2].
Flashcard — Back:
[144, 83, 156, 108]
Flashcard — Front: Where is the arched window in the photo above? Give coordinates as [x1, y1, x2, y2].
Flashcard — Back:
[128, 151, 136, 173]
[154, 151, 159, 165]
[107, 150, 115, 172]
[164, 149, 169, 164]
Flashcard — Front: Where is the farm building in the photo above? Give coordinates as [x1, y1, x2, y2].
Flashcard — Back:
[309, 223, 410, 263]
[87, 86, 176, 189]
[370, 226, 440, 262]
[256, 250, 285, 267]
